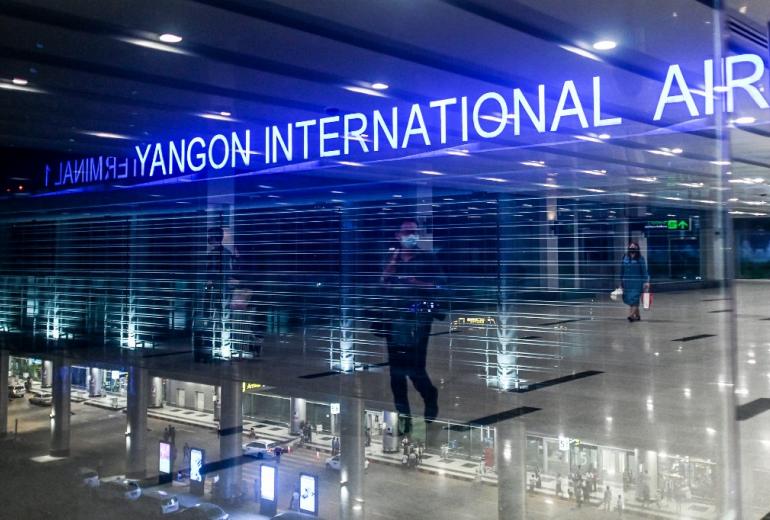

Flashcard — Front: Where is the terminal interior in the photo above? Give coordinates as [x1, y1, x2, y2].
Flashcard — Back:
[2, 1, 770, 519]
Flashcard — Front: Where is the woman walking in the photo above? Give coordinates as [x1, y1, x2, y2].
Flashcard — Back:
[620, 242, 650, 322]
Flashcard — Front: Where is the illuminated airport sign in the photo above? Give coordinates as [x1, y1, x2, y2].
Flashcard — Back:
[645, 219, 691, 231]
[43, 54, 767, 190]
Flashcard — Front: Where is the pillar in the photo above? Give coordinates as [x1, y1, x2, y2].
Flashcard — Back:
[290, 397, 307, 435]
[0, 351, 8, 438]
[339, 397, 365, 520]
[219, 380, 243, 499]
[50, 360, 71, 457]
[126, 366, 149, 478]
[88, 368, 103, 397]
[213, 385, 220, 422]
[150, 377, 163, 408]
[496, 419, 526, 520]
[382, 411, 400, 453]
[42, 360, 53, 388]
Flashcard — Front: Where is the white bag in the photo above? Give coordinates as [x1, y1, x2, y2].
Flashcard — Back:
[610, 287, 623, 301]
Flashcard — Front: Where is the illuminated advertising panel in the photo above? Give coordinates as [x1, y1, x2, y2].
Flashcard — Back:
[189, 447, 205, 496]
[299, 473, 318, 516]
[158, 441, 171, 474]
[260, 465, 276, 501]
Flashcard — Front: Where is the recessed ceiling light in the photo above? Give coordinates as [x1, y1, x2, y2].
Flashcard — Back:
[81, 131, 131, 140]
[710, 160, 731, 166]
[199, 112, 235, 122]
[370, 82, 389, 90]
[419, 170, 444, 176]
[343, 85, 386, 97]
[598, 133, 611, 139]
[732, 116, 756, 125]
[12, 77, 28, 86]
[671, 147, 683, 154]
[592, 40, 617, 51]
[479, 177, 507, 183]
[338, 161, 363, 167]
[558, 44, 601, 62]
[219, 111, 231, 117]
[159, 33, 183, 43]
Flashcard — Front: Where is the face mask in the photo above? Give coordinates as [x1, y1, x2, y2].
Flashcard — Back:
[401, 234, 419, 248]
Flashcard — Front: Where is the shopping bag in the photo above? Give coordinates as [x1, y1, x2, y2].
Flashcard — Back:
[610, 288, 623, 301]
[642, 291, 653, 310]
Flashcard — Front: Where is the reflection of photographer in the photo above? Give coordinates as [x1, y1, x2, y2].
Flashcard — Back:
[380, 219, 446, 436]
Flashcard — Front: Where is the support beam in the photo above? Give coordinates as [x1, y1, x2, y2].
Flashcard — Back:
[496, 419, 526, 520]
[126, 366, 149, 478]
[0, 351, 8, 438]
[339, 397, 365, 520]
[218, 380, 243, 499]
[50, 360, 71, 457]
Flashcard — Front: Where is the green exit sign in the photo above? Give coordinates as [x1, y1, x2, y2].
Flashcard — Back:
[645, 218, 692, 231]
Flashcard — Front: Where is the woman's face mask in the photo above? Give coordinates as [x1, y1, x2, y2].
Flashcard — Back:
[401, 234, 419, 248]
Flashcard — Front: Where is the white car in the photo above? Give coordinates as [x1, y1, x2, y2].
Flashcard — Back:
[137, 489, 179, 514]
[242, 439, 278, 458]
[8, 384, 26, 398]
[325, 455, 369, 471]
[98, 476, 142, 500]
[78, 467, 100, 488]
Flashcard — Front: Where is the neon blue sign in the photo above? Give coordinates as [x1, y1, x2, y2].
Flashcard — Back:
[44, 53, 768, 190]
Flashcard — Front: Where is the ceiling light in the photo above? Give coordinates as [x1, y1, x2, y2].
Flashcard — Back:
[581, 188, 606, 193]
[479, 177, 507, 183]
[419, 170, 444, 176]
[0, 83, 46, 94]
[446, 149, 469, 157]
[199, 112, 235, 122]
[119, 37, 191, 55]
[159, 33, 183, 43]
[370, 82, 389, 90]
[521, 160, 546, 167]
[331, 190, 344, 194]
[710, 160, 731, 166]
[219, 111, 231, 117]
[575, 135, 603, 143]
[11, 77, 28, 86]
[598, 133, 611, 139]
[338, 161, 363, 167]
[343, 85, 387, 97]
[628, 193, 647, 197]
[671, 147, 683, 154]
[647, 149, 674, 157]
[677, 182, 703, 188]
[732, 116, 756, 125]
[592, 40, 617, 51]
[81, 131, 131, 139]
[630, 176, 658, 183]
[558, 44, 601, 61]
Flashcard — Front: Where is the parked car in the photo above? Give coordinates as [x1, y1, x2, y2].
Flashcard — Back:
[242, 439, 279, 458]
[97, 476, 142, 501]
[325, 454, 369, 471]
[134, 489, 179, 515]
[176, 502, 229, 520]
[8, 384, 26, 398]
[78, 467, 100, 488]
[29, 392, 52, 406]
[271, 512, 324, 520]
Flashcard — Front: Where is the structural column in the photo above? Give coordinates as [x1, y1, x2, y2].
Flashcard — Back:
[0, 351, 8, 438]
[41, 360, 53, 388]
[219, 380, 243, 499]
[496, 418, 526, 520]
[50, 359, 71, 457]
[150, 377, 163, 408]
[88, 367, 103, 397]
[126, 366, 149, 478]
[339, 397, 365, 520]
[381, 411, 400, 453]
[289, 397, 306, 435]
